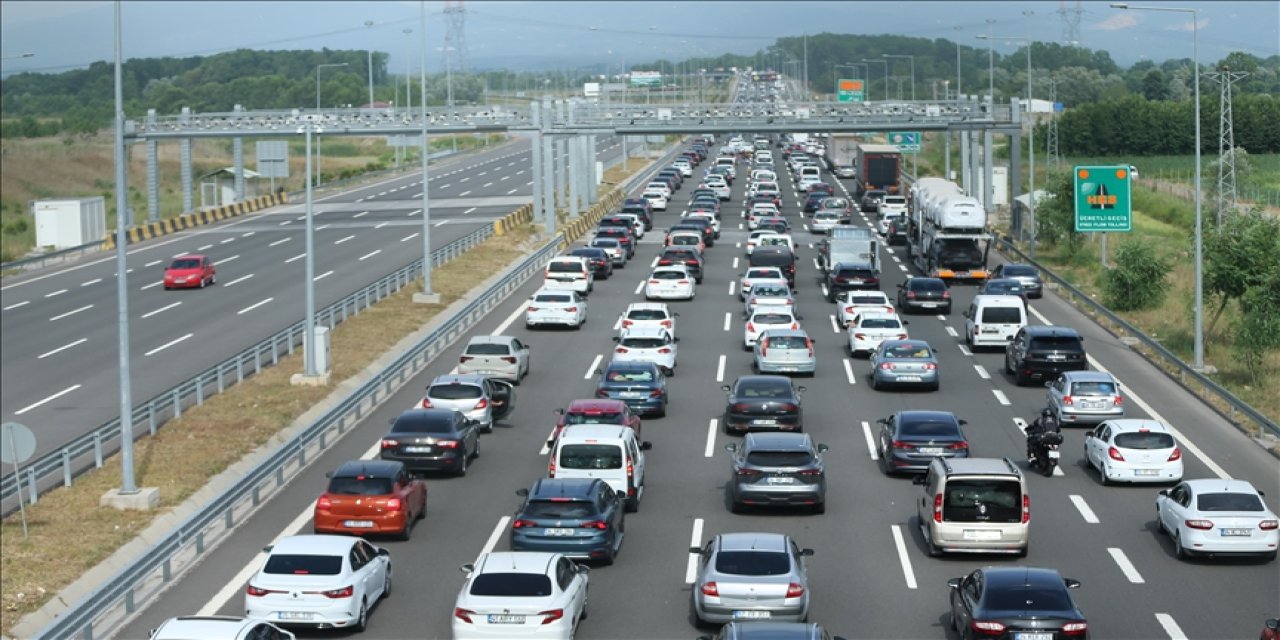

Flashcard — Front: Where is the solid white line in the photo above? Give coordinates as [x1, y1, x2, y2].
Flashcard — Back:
[242, 232, 254, 237]
[716, 355, 726, 382]
[237, 298, 273, 315]
[686, 518, 705, 583]
[50, 304, 93, 321]
[358, 250, 381, 261]
[313, 270, 334, 282]
[459, 190, 472, 197]
[861, 421, 879, 460]
[401, 232, 420, 242]
[476, 516, 512, 564]
[15, 384, 83, 415]
[334, 234, 356, 245]
[491, 302, 527, 337]
[45, 289, 68, 298]
[945, 326, 959, 338]
[507, 188, 518, 195]
[890, 525, 918, 589]
[633, 279, 645, 295]
[649, 256, 659, 268]
[3, 300, 30, 311]
[144, 260, 163, 267]
[843, 359, 857, 385]
[145, 332, 194, 356]
[1107, 547, 1145, 583]
[141, 301, 181, 319]
[269, 237, 291, 247]
[723, 312, 731, 332]
[973, 365, 991, 379]
[820, 284, 829, 298]
[728, 281, 736, 296]
[1155, 614, 1188, 640]
[38, 338, 87, 360]
[223, 274, 253, 287]
[284, 253, 306, 263]
[704, 420, 718, 458]
[80, 278, 103, 287]
[584, 354, 603, 380]
[812, 258, 821, 269]
[278, 220, 291, 226]
[1069, 495, 1100, 524]
[829, 314, 840, 334]
[992, 390, 1012, 406]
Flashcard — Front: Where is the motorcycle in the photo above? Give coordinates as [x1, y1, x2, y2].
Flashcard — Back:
[1028, 430, 1064, 476]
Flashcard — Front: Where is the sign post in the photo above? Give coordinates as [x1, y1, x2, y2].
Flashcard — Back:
[1074, 165, 1133, 267]
[836, 78, 865, 103]
[1, 421, 36, 539]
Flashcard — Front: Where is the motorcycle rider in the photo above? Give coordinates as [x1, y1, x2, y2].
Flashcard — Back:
[1026, 408, 1061, 463]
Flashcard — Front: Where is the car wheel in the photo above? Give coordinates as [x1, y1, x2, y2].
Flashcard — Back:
[395, 516, 413, 541]
[922, 521, 941, 557]
[1004, 356, 1014, 375]
[353, 600, 368, 632]
[869, 375, 879, 391]
[198, 278, 206, 289]
[1155, 508, 1166, 535]
[472, 438, 481, 459]
[1174, 532, 1189, 559]
[416, 498, 426, 520]
[1014, 367, 1029, 386]
[454, 453, 468, 477]
[812, 501, 826, 515]
[209, 274, 216, 285]
[383, 566, 393, 597]
[1099, 464, 1111, 486]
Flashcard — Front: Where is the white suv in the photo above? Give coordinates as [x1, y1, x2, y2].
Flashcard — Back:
[613, 327, 678, 375]
[150, 617, 294, 640]
[620, 302, 678, 337]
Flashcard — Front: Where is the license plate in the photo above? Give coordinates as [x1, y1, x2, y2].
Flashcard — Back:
[545, 528, 575, 537]
[982, 327, 999, 333]
[898, 376, 922, 382]
[1221, 528, 1252, 537]
[733, 611, 772, 620]
[1133, 469, 1159, 476]
[278, 612, 314, 621]
[963, 529, 1001, 540]
[766, 476, 797, 485]
[921, 302, 938, 308]
[343, 520, 374, 528]
[918, 447, 944, 454]
[1047, 450, 1060, 459]
[1082, 401, 1104, 409]
[487, 614, 526, 624]
[753, 419, 777, 425]
[403, 446, 432, 453]
[621, 392, 646, 399]
[1047, 354, 1066, 361]
[1014, 633, 1052, 640]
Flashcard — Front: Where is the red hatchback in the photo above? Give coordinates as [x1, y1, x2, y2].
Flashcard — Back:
[551, 399, 642, 443]
[313, 460, 427, 540]
[163, 254, 216, 289]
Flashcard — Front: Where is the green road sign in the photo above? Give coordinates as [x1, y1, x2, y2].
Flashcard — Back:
[887, 131, 921, 152]
[1074, 165, 1133, 232]
[836, 78, 865, 103]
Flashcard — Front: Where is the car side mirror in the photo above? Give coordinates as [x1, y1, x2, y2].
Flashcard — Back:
[689, 546, 703, 554]
[576, 564, 591, 574]
[817, 444, 829, 453]
[1266, 619, 1279, 631]
[946, 578, 961, 589]
[912, 475, 927, 485]
[460, 563, 475, 575]
[958, 419, 968, 426]
[799, 548, 815, 557]
[1064, 578, 1082, 589]
[641, 441, 652, 450]
[876, 418, 887, 425]
[324, 471, 333, 479]
[516, 488, 530, 497]
[1157, 489, 1169, 497]
[377, 548, 390, 556]
[262, 545, 274, 553]
[724, 443, 738, 453]
[1044, 381, 1053, 388]
[721, 385, 732, 393]
[674, 337, 681, 342]
[902, 320, 909, 325]
[611, 336, 620, 342]
[616, 489, 627, 499]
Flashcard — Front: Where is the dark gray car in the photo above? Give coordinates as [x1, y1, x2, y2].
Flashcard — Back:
[725, 433, 829, 514]
[990, 263, 1044, 298]
[877, 410, 970, 475]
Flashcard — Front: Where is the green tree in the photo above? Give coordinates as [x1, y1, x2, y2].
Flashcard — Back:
[1101, 238, 1172, 311]
[1141, 69, 1170, 100]
[1034, 170, 1085, 257]
[1203, 209, 1280, 334]
[1232, 271, 1280, 383]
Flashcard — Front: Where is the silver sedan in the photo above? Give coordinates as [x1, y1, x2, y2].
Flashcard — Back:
[753, 329, 816, 376]
[868, 339, 939, 391]
[690, 532, 814, 625]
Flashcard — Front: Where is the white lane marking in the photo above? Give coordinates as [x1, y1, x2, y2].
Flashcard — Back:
[732, 257, 739, 269]
[38, 338, 88, 360]
[3, 300, 29, 311]
[723, 312, 731, 332]
[313, 270, 334, 282]
[50, 304, 94, 321]
[843, 359, 857, 385]
[812, 258, 821, 269]
[284, 253, 306, 264]
[278, 220, 291, 226]
[144, 332, 194, 356]
[898, 264, 908, 272]
[353, 211, 369, 218]
[935, 314, 947, 322]
[686, 518, 705, 583]
[1070, 495, 1100, 524]
[633, 279, 645, 295]
[476, 516, 512, 565]
[358, 250, 381, 261]
[144, 260, 162, 267]
[507, 188, 519, 195]
[612, 315, 622, 331]
[945, 326, 959, 338]
[237, 298, 273, 315]
[704, 420, 719, 458]
[375, 222, 390, 229]
[140, 282, 163, 291]
[242, 231, 254, 238]
[460, 177, 471, 182]
[716, 355, 726, 383]
[992, 390, 1012, 406]
[1155, 614, 1188, 640]
[219, 237, 234, 244]
[197, 244, 213, 251]
[463, 207, 477, 215]
[45, 289, 68, 298]
[974, 365, 991, 379]
[584, 354, 603, 380]
[401, 232, 420, 242]
[224, 274, 253, 287]
[413, 192, 424, 198]
[218, 255, 240, 265]
[649, 256, 659, 268]
[269, 237, 291, 247]
[493, 301, 526, 336]
[407, 209, 422, 217]
[828, 315, 839, 333]
[861, 421, 879, 460]
[820, 284, 829, 298]
[539, 429, 556, 456]
[459, 190, 472, 197]
[890, 525, 918, 589]
[334, 234, 356, 245]
[141, 301, 181, 319]
[1108, 547, 1145, 584]
[958, 344, 972, 356]
[80, 278, 103, 287]
[728, 281, 736, 296]
[14, 384, 83, 415]
[482, 182, 493, 188]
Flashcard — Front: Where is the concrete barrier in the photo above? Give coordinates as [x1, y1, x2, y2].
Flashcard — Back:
[102, 193, 289, 249]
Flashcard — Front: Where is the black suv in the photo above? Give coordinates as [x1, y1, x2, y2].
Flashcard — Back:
[749, 247, 796, 288]
[1005, 326, 1087, 386]
[897, 277, 951, 314]
[825, 262, 880, 300]
[568, 247, 614, 280]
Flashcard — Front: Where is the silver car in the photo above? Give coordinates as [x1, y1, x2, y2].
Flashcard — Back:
[457, 335, 531, 384]
[753, 329, 816, 376]
[420, 374, 516, 433]
[810, 210, 842, 234]
[725, 433, 828, 513]
[868, 339, 939, 391]
[1046, 370, 1125, 425]
[690, 532, 814, 625]
[744, 283, 795, 317]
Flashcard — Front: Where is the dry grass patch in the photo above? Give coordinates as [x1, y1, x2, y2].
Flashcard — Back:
[0, 224, 537, 635]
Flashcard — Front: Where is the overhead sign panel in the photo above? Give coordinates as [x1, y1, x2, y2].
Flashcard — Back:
[836, 78, 865, 103]
[888, 131, 921, 153]
[1074, 165, 1133, 232]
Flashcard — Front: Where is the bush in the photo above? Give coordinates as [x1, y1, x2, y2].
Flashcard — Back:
[1102, 237, 1171, 310]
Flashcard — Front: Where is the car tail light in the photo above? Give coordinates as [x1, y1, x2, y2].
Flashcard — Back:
[454, 608, 476, 623]
[381, 439, 399, 449]
[746, 322, 756, 333]
[513, 519, 538, 529]
[459, 356, 473, 363]
[321, 585, 354, 599]
[626, 456, 634, 479]
[944, 441, 970, 451]
[1108, 446, 1125, 461]
[435, 440, 460, 449]
[527, 306, 539, 312]
[854, 333, 867, 340]
[730, 403, 752, 413]
[1062, 621, 1089, 636]
[538, 609, 564, 625]
[543, 270, 550, 279]
[942, 290, 951, 299]
[648, 280, 660, 285]
[548, 458, 556, 476]
[659, 259, 673, 265]
[1062, 395, 1074, 406]
[616, 347, 629, 354]
[421, 397, 433, 408]
[934, 493, 944, 523]
[970, 620, 1006, 636]
[1259, 520, 1278, 530]
[473, 398, 489, 410]
[973, 325, 981, 337]
[907, 291, 916, 299]
[844, 306, 855, 314]
[798, 469, 822, 476]
[622, 320, 634, 328]
[896, 334, 908, 340]
[880, 363, 895, 370]
[385, 497, 402, 511]
[246, 585, 278, 597]
[661, 319, 672, 327]
[1022, 494, 1031, 524]
[317, 495, 332, 510]
[891, 440, 910, 450]
[791, 323, 799, 330]
[735, 466, 762, 477]
[701, 582, 719, 597]
[785, 582, 805, 598]
[580, 520, 609, 530]
[565, 306, 578, 312]
[501, 356, 517, 364]
[923, 363, 938, 370]
[806, 338, 814, 357]
[778, 403, 799, 412]
[1185, 519, 1214, 530]
[657, 347, 672, 354]
[1167, 447, 1182, 462]
[649, 388, 664, 398]
[1114, 395, 1124, 405]
[678, 280, 690, 285]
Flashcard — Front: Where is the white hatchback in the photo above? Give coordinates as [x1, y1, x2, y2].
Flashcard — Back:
[744, 308, 800, 350]
[835, 290, 896, 327]
[452, 552, 589, 640]
[644, 265, 696, 301]
[739, 268, 787, 301]
[847, 311, 909, 357]
[525, 289, 587, 329]
[1083, 419, 1184, 485]
[743, 282, 795, 316]
[244, 535, 390, 632]
[613, 327, 678, 375]
[642, 189, 668, 211]
[620, 302, 677, 337]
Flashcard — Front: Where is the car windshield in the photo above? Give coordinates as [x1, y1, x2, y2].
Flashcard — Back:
[466, 343, 510, 355]
[264, 554, 343, 576]
[1113, 431, 1174, 450]
[765, 336, 808, 350]
[942, 480, 1022, 523]
[470, 573, 553, 597]
[566, 411, 624, 425]
[327, 476, 394, 495]
[427, 384, 482, 400]
[985, 586, 1074, 612]
[169, 258, 200, 269]
[1071, 381, 1116, 395]
[737, 380, 792, 398]
[859, 318, 902, 329]
[620, 337, 668, 349]
[1002, 265, 1038, 277]
[1030, 337, 1084, 352]
[746, 450, 814, 467]
[558, 444, 623, 470]
[714, 551, 790, 576]
[534, 294, 574, 304]
[886, 345, 932, 359]
[899, 420, 960, 438]
[1197, 492, 1265, 512]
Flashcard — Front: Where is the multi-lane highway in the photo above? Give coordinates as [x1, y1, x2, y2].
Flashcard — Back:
[0, 137, 623, 460]
[116, 131, 1278, 639]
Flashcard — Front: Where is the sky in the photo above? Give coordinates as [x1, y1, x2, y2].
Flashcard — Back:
[0, 1, 1276, 78]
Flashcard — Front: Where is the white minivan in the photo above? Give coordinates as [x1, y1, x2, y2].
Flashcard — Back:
[550, 424, 652, 512]
[964, 294, 1027, 349]
[543, 256, 594, 295]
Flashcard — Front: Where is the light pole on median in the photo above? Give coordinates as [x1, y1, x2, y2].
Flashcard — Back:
[111, 0, 139, 498]
[979, 34, 1036, 259]
[1112, 2, 1204, 370]
[365, 21, 375, 107]
[882, 54, 915, 101]
[314, 62, 348, 186]
[415, 0, 440, 303]
[858, 58, 889, 102]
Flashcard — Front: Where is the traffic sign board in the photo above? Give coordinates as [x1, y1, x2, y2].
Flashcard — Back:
[1074, 165, 1133, 232]
[888, 131, 921, 152]
[836, 78, 865, 103]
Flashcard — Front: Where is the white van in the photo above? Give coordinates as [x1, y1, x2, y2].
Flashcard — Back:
[796, 165, 821, 185]
[543, 256, 593, 295]
[964, 294, 1027, 348]
[550, 424, 652, 512]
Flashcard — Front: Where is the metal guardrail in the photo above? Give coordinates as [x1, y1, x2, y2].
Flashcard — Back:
[0, 239, 108, 273]
[31, 233, 565, 640]
[1, 223, 495, 513]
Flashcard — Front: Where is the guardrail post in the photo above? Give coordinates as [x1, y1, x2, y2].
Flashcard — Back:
[196, 530, 205, 554]
[217, 366, 225, 393]
[225, 508, 234, 529]
[319, 429, 327, 449]
[272, 338, 280, 364]
[253, 347, 261, 376]
[27, 469, 37, 505]
[195, 378, 204, 406]
[252, 484, 261, 506]
[173, 389, 182, 418]
[286, 328, 295, 355]
[94, 431, 104, 468]
[236, 358, 244, 384]
[125, 589, 136, 614]
[63, 449, 72, 487]
[163, 558, 172, 583]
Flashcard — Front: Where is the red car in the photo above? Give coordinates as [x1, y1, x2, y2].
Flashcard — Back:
[1262, 618, 1279, 640]
[550, 399, 642, 443]
[163, 254, 216, 289]
[313, 460, 427, 540]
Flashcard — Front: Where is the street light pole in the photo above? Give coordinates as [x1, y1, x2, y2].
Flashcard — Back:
[986, 19, 997, 102]
[859, 58, 889, 101]
[979, 34, 1036, 258]
[314, 62, 348, 185]
[415, 0, 439, 302]
[365, 20, 375, 107]
[111, 0, 138, 496]
[1112, 3, 1203, 369]
[883, 54, 915, 101]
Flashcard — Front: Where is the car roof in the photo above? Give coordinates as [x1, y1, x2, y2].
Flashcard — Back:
[1181, 478, 1262, 494]
[897, 410, 959, 423]
[604, 360, 659, 372]
[430, 373, 489, 387]
[169, 253, 207, 261]
[332, 459, 403, 479]
[1102, 419, 1169, 435]
[1060, 371, 1115, 383]
[626, 302, 671, 312]
[718, 532, 789, 552]
[557, 424, 634, 442]
[1024, 325, 1082, 337]
[271, 534, 356, 555]
[759, 328, 807, 339]
[982, 566, 1067, 590]
[467, 335, 514, 345]
[151, 616, 261, 640]
[566, 399, 628, 412]
[744, 432, 812, 451]
[620, 326, 671, 338]
[476, 551, 558, 575]
[973, 294, 1025, 305]
[935, 457, 1021, 477]
[881, 339, 931, 350]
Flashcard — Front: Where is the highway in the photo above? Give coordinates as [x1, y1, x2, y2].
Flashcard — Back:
[116, 132, 1278, 639]
[0, 136, 623, 460]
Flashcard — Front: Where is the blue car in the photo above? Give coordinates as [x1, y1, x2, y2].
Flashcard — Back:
[511, 478, 625, 564]
[595, 360, 668, 417]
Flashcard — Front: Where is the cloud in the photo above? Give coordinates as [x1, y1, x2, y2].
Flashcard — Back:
[1166, 18, 1210, 32]
[1092, 13, 1139, 31]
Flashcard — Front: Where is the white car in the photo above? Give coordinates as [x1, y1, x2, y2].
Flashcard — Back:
[750, 169, 777, 183]
[747, 205, 782, 231]
[797, 175, 823, 192]
[613, 213, 645, 239]
[642, 189, 668, 211]
[739, 268, 787, 300]
[458, 335, 531, 384]
[743, 308, 800, 350]
[525, 289, 587, 329]
[673, 161, 693, 177]
[756, 234, 795, 255]
[700, 179, 731, 200]
[747, 181, 780, 199]
[835, 290, 896, 326]
[613, 326, 678, 375]
[1155, 479, 1278, 561]
[877, 195, 908, 217]
[744, 282, 795, 316]
[1083, 419, 1184, 484]
[244, 535, 390, 632]
[150, 616, 295, 640]
[644, 265, 696, 301]
[811, 210, 842, 234]
[846, 311, 909, 357]
[645, 181, 672, 199]
[745, 230, 782, 255]
[620, 302, 677, 337]
[452, 552, 589, 640]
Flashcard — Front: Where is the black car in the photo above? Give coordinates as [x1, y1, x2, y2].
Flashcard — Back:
[979, 278, 1030, 303]
[657, 169, 684, 189]
[658, 246, 705, 282]
[897, 277, 951, 314]
[567, 247, 613, 279]
[594, 226, 635, 258]
[595, 360, 668, 417]
[876, 410, 970, 475]
[860, 189, 886, 212]
[708, 165, 735, 184]
[948, 567, 1088, 639]
[671, 218, 716, 245]
[990, 263, 1045, 298]
[622, 198, 652, 217]
[886, 215, 910, 245]
[380, 408, 480, 476]
[511, 478, 625, 564]
[750, 247, 797, 287]
[721, 375, 805, 434]
[691, 188, 719, 203]
[756, 218, 790, 235]
[826, 262, 880, 300]
[1005, 326, 1087, 386]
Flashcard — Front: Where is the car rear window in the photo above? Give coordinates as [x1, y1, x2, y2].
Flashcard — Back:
[753, 313, 794, 325]
[1002, 265, 1038, 277]
[985, 586, 1074, 612]
[714, 551, 790, 576]
[534, 294, 574, 304]
[985, 281, 1024, 295]
[764, 336, 808, 350]
[850, 294, 887, 305]
[750, 252, 794, 268]
[942, 479, 1022, 523]
[886, 344, 932, 359]
[1029, 336, 1084, 352]
[980, 307, 1023, 323]
[327, 476, 394, 495]
[466, 343, 510, 355]
[1071, 381, 1116, 395]
[736, 380, 792, 398]
[899, 420, 961, 438]
[911, 279, 947, 292]
[522, 499, 598, 519]
[548, 262, 584, 273]
[746, 450, 814, 467]
[1113, 431, 1174, 450]
[627, 309, 667, 321]
[391, 414, 456, 434]
[620, 337, 667, 349]
[604, 368, 655, 382]
[752, 285, 790, 297]
[470, 573, 553, 597]
[859, 317, 902, 329]
[264, 554, 343, 576]
[651, 271, 686, 280]
[1196, 492, 1265, 512]
[566, 411, 624, 425]
[169, 258, 201, 269]
[558, 444, 623, 470]
[591, 238, 620, 247]
[427, 384, 483, 400]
